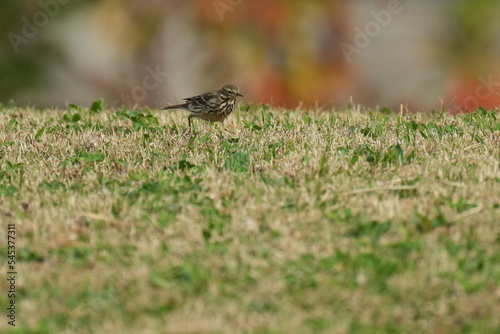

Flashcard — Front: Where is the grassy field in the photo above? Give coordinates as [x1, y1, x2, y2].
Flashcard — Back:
[0, 103, 499, 333]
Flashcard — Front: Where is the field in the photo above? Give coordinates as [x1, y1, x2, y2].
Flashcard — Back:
[0, 103, 499, 333]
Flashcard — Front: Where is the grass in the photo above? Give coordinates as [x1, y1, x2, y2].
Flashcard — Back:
[0, 103, 499, 333]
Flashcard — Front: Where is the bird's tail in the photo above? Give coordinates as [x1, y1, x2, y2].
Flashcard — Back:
[161, 104, 187, 110]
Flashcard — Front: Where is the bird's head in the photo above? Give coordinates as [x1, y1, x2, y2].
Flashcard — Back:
[221, 84, 243, 99]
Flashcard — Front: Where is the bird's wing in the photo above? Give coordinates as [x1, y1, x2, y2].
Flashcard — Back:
[183, 91, 220, 113]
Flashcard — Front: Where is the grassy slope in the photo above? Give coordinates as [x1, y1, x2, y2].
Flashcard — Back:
[0, 105, 499, 333]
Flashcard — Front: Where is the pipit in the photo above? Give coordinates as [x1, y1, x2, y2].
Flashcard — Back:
[162, 84, 243, 128]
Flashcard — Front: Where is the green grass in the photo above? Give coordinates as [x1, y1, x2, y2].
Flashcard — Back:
[0, 103, 499, 333]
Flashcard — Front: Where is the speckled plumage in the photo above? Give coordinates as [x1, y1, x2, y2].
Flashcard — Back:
[162, 84, 243, 128]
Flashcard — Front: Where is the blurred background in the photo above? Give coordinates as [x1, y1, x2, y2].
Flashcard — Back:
[1, 0, 500, 112]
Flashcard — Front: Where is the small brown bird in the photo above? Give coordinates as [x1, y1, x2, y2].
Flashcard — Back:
[162, 84, 243, 128]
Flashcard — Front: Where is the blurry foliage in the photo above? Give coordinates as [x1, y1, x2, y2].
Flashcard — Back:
[444, 0, 500, 73]
[195, 0, 351, 107]
[1, 1, 499, 109]
[0, 1, 96, 103]
[0, 2, 47, 100]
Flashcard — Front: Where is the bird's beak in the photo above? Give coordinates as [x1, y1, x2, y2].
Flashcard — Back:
[237, 92, 244, 97]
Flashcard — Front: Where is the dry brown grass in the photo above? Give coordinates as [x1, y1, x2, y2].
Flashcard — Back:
[0, 105, 499, 333]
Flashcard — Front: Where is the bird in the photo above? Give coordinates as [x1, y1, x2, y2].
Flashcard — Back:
[162, 84, 243, 129]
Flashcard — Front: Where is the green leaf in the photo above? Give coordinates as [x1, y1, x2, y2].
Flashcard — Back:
[7, 118, 18, 129]
[63, 114, 72, 122]
[119, 110, 159, 130]
[90, 98, 105, 113]
[0, 185, 18, 196]
[17, 247, 45, 262]
[69, 104, 83, 112]
[476, 107, 488, 115]
[35, 127, 45, 141]
[63, 113, 81, 123]
[380, 107, 393, 115]
[392, 143, 405, 165]
[349, 154, 359, 167]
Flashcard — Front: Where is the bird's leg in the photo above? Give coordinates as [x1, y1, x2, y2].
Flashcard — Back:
[181, 115, 193, 136]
